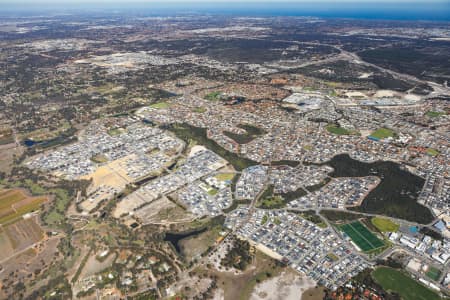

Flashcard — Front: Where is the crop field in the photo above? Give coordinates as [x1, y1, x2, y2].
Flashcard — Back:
[0, 217, 44, 261]
[0, 128, 14, 145]
[340, 221, 384, 252]
[372, 267, 441, 300]
[0, 189, 48, 225]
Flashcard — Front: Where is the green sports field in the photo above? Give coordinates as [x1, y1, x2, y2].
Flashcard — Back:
[149, 102, 170, 109]
[372, 267, 441, 300]
[340, 221, 384, 252]
[371, 217, 399, 232]
[426, 266, 441, 281]
[326, 124, 358, 136]
[369, 127, 395, 139]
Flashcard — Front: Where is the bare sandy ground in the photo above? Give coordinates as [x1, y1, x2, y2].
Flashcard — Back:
[79, 251, 117, 278]
[213, 288, 225, 300]
[250, 270, 316, 300]
[373, 89, 396, 98]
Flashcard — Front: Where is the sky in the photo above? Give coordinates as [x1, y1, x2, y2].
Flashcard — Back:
[1, 0, 446, 1]
[2, 0, 449, 3]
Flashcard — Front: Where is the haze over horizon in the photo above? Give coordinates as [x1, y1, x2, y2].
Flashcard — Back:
[1, 0, 450, 20]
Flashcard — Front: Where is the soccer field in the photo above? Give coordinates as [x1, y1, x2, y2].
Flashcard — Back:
[341, 221, 384, 252]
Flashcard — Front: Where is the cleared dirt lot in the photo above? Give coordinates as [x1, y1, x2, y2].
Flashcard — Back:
[81, 156, 132, 191]
[134, 196, 194, 225]
[250, 270, 316, 300]
[80, 251, 117, 278]
[0, 143, 22, 174]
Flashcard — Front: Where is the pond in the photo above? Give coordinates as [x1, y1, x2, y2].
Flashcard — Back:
[164, 227, 207, 254]
[326, 154, 433, 224]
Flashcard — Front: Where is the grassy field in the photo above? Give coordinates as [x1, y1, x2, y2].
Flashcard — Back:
[369, 127, 396, 139]
[150, 102, 170, 109]
[0, 189, 47, 225]
[192, 107, 207, 113]
[326, 124, 358, 135]
[207, 188, 218, 196]
[204, 91, 222, 101]
[426, 111, 446, 118]
[371, 217, 399, 232]
[179, 225, 222, 261]
[372, 267, 442, 300]
[107, 128, 122, 136]
[426, 266, 441, 281]
[215, 173, 235, 181]
[43, 188, 71, 228]
[426, 148, 440, 156]
[340, 221, 384, 252]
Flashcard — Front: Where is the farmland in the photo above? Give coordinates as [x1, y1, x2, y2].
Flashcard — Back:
[0, 216, 44, 261]
[0, 189, 48, 225]
[0, 190, 47, 262]
[340, 221, 384, 252]
[0, 128, 14, 145]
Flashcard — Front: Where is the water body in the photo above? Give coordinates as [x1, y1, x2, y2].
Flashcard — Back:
[24, 139, 38, 147]
[166, 123, 258, 171]
[164, 227, 207, 254]
[23, 136, 76, 149]
[23, 128, 77, 149]
[3, 2, 449, 21]
[325, 154, 433, 224]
